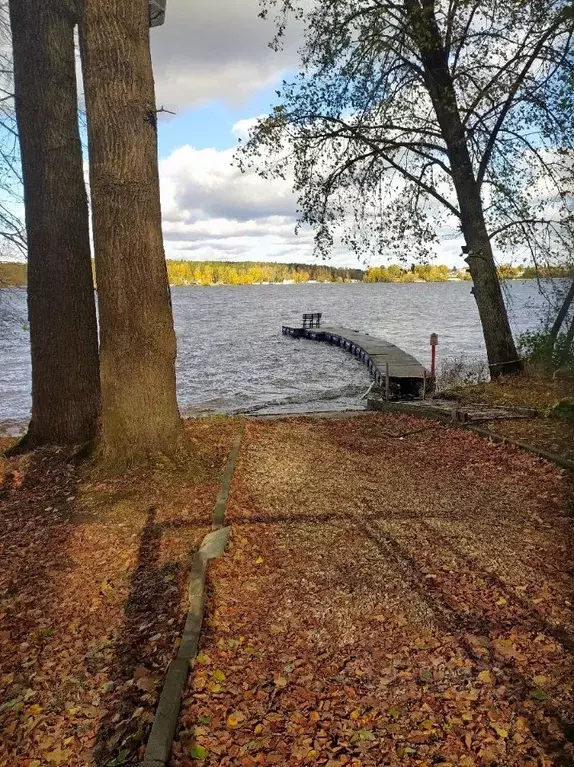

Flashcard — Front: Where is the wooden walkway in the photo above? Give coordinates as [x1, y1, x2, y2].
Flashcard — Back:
[282, 322, 431, 398]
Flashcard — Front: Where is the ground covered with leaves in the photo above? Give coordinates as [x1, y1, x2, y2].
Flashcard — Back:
[444, 370, 574, 463]
[443, 369, 573, 412]
[0, 418, 239, 767]
[174, 414, 574, 767]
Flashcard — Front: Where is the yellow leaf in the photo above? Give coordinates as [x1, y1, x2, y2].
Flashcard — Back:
[421, 719, 435, 730]
[478, 670, 494, 684]
[196, 653, 211, 665]
[388, 707, 400, 719]
[26, 704, 43, 716]
[29, 762, 41, 767]
[226, 711, 246, 729]
[494, 726, 509, 738]
[350, 709, 360, 720]
[533, 675, 549, 687]
[255, 556, 264, 565]
[495, 597, 507, 606]
[207, 682, 222, 694]
[212, 669, 226, 683]
[45, 749, 72, 766]
[274, 674, 288, 688]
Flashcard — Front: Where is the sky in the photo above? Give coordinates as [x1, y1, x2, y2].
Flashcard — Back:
[150, 0, 468, 269]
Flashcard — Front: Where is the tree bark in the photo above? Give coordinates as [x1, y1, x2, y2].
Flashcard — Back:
[406, 0, 522, 377]
[80, 0, 183, 468]
[561, 308, 574, 366]
[549, 277, 574, 343]
[9, 0, 100, 447]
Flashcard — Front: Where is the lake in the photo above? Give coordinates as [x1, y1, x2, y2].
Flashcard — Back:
[0, 280, 555, 432]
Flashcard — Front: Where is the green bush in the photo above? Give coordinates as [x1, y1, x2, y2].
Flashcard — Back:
[518, 330, 574, 371]
[547, 398, 574, 421]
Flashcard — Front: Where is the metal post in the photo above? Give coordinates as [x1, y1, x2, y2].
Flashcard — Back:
[385, 362, 390, 401]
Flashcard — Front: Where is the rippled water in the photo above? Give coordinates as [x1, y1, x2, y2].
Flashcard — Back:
[0, 281, 555, 430]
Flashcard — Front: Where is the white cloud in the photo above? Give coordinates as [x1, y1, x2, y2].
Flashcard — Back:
[159, 135, 322, 263]
[150, 0, 301, 110]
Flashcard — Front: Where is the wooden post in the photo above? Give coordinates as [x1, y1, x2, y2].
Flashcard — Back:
[430, 333, 438, 378]
[422, 369, 426, 400]
[385, 362, 390, 401]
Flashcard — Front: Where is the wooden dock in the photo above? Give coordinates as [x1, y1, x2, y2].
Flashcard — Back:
[282, 316, 431, 399]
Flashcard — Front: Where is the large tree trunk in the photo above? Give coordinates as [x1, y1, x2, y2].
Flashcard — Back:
[9, 0, 100, 448]
[80, 0, 183, 468]
[407, 0, 522, 377]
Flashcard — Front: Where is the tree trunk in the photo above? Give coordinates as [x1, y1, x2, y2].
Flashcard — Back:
[407, 0, 522, 377]
[80, 0, 183, 468]
[454, 178, 522, 377]
[9, 0, 100, 448]
[561, 308, 574, 366]
[549, 277, 574, 343]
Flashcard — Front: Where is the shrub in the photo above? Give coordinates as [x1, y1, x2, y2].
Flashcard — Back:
[436, 355, 490, 390]
[518, 330, 574, 371]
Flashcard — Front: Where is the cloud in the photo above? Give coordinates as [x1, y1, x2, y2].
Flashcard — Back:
[159, 133, 323, 263]
[150, 0, 302, 109]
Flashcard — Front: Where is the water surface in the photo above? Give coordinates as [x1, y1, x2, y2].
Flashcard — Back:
[0, 281, 554, 431]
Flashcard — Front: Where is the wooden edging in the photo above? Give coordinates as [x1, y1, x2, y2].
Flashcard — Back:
[367, 399, 574, 473]
[140, 423, 245, 767]
[464, 423, 574, 472]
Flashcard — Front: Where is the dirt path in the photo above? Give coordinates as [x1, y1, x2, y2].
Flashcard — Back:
[173, 414, 574, 767]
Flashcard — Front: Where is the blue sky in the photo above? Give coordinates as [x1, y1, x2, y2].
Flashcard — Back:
[158, 83, 281, 156]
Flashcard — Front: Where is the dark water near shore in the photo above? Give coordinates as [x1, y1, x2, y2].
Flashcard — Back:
[0, 281, 556, 431]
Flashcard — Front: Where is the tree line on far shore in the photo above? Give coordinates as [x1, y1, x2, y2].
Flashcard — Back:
[2, 260, 571, 289]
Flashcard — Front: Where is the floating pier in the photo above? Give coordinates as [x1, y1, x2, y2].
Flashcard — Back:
[282, 313, 432, 399]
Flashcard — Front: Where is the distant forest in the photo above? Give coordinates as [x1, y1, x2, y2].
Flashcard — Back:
[166, 260, 365, 285]
[0, 260, 570, 287]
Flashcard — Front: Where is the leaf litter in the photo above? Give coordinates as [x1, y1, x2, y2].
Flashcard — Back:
[0, 418, 240, 766]
[173, 414, 573, 767]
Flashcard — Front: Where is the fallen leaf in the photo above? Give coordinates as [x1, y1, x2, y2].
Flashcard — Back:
[478, 670, 494, 684]
[351, 728, 376, 743]
[189, 744, 208, 760]
[45, 749, 72, 766]
[227, 711, 246, 729]
[197, 714, 211, 724]
[530, 687, 548, 701]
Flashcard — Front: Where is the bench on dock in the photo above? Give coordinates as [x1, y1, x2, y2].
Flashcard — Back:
[302, 312, 322, 328]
